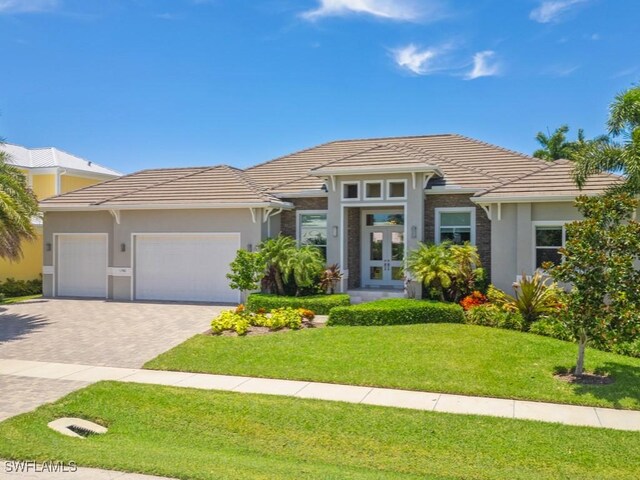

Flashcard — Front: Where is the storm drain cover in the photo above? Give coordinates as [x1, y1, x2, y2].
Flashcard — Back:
[47, 418, 107, 439]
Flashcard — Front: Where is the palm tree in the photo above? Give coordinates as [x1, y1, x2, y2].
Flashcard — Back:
[284, 245, 324, 296]
[406, 242, 457, 301]
[573, 85, 640, 194]
[258, 235, 296, 295]
[533, 125, 573, 160]
[0, 142, 40, 261]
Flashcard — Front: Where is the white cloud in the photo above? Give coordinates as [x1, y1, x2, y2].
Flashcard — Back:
[543, 64, 580, 77]
[465, 51, 500, 80]
[391, 44, 444, 75]
[301, 0, 439, 22]
[529, 0, 586, 24]
[0, 0, 59, 13]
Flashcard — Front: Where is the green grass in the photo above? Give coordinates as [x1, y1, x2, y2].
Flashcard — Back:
[1, 294, 42, 304]
[1, 382, 639, 480]
[145, 323, 640, 410]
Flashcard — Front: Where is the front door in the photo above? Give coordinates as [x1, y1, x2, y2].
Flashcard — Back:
[362, 211, 405, 288]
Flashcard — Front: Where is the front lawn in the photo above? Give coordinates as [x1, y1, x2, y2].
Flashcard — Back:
[145, 323, 640, 410]
[1, 294, 42, 304]
[1, 382, 638, 480]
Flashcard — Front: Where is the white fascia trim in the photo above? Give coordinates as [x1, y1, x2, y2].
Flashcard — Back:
[40, 201, 295, 212]
[310, 166, 443, 177]
[425, 187, 480, 195]
[471, 195, 581, 204]
[29, 167, 119, 179]
[273, 190, 328, 198]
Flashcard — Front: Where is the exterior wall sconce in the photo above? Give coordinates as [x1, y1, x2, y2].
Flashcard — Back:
[332, 226, 339, 237]
[120, 243, 126, 253]
[411, 226, 417, 239]
[247, 244, 253, 252]
[46, 243, 52, 252]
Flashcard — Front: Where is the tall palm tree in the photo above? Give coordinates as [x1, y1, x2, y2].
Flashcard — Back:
[573, 85, 640, 194]
[0, 142, 40, 261]
[533, 125, 573, 160]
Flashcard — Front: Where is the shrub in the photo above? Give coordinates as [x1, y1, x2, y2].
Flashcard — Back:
[211, 310, 252, 335]
[529, 315, 573, 342]
[256, 308, 303, 331]
[0, 277, 42, 297]
[460, 291, 487, 311]
[227, 250, 266, 297]
[0, 292, 5, 303]
[298, 308, 315, 321]
[464, 303, 525, 331]
[247, 293, 350, 315]
[327, 298, 464, 326]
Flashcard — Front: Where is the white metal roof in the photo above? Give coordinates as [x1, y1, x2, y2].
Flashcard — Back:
[1, 143, 122, 177]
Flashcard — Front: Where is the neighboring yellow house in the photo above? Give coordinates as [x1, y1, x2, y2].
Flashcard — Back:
[0, 143, 121, 281]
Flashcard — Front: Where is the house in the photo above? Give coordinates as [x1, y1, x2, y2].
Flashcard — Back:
[38, 134, 622, 303]
[0, 143, 121, 281]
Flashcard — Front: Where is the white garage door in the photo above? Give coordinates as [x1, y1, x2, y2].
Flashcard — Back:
[134, 233, 240, 303]
[57, 234, 108, 298]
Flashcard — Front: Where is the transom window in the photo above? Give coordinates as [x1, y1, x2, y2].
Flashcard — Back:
[535, 225, 565, 269]
[387, 180, 406, 199]
[364, 181, 383, 200]
[298, 212, 328, 258]
[366, 213, 405, 226]
[436, 208, 475, 245]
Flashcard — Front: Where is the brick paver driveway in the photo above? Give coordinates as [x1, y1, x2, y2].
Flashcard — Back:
[0, 298, 227, 421]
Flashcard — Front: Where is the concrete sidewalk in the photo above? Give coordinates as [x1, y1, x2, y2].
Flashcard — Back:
[2, 358, 639, 431]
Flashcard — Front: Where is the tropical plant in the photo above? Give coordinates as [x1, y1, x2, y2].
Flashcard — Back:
[460, 291, 488, 311]
[320, 263, 343, 294]
[449, 243, 485, 301]
[283, 245, 324, 296]
[406, 243, 457, 301]
[498, 272, 564, 326]
[548, 194, 640, 376]
[258, 235, 296, 295]
[226, 249, 266, 300]
[0, 142, 40, 260]
[533, 125, 607, 161]
[573, 85, 640, 194]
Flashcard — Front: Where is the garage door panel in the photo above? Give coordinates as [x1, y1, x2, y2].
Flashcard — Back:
[57, 235, 107, 298]
[135, 234, 239, 303]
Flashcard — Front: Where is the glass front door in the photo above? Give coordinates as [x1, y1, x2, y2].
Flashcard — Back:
[362, 211, 405, 288]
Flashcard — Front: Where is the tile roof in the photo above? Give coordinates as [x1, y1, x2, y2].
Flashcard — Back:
[1, 143, 121, 177]
[39, 165, 288, 208]
[473, 160, 623, 200]
[246, 134, 551, 194]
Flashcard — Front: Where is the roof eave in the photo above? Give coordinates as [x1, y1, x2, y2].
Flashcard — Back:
[471, 193, 603, 204]
[40, 201, 294, 212]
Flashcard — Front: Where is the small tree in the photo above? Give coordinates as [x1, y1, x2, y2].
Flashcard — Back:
[406, 243, 457, 301]
[226, 249, 266, 302]
[548, 194, 640, 376]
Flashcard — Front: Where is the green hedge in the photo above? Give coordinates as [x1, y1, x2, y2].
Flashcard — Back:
[328, 298, 464, 326]
[247, 293, 351, 315]
[0, 277, 42, 297]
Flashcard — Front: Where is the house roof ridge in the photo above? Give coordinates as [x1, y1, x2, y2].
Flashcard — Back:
[93, 166, 215, 206]
[473, 160, 558, 197]
[327, 133, 454, 144]
[221, 165, 278, 202]
[450, 133, 549, 166]
[395, 141, 503, 183]
[244, 139, 340, 173]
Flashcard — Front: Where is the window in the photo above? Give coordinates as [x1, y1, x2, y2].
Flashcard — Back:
[436, 208, 475, 245]
[364, 181, 383, 200]
[342, 182, 359, 200]
[298, 211, 328, 258]
[535, 225, 565, 269]
[387, 180, 406, 199]
[365, 213, 405, 226]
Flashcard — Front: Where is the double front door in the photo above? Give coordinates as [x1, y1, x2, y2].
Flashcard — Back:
[362, 211, 405, 288]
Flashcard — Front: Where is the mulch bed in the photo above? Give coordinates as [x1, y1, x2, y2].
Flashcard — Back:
[554, 372, 614, 385]
[206, 319, 323, 337]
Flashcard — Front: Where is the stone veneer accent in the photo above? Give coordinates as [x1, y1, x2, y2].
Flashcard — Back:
[346, 207, 361, 289]
[280, 197, 329, 238]
[424, 194, 492, 279]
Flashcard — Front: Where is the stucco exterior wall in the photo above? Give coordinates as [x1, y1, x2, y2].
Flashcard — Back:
[43, 208, 264, 300]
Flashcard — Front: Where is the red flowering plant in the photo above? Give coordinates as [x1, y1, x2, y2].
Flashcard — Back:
[460, 291, 488, 311]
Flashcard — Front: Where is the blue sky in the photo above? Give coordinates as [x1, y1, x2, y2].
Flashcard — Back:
[0, 0, 638, 173]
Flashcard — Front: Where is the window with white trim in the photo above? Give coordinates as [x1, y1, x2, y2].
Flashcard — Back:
[364, 181, 383, 200]
[436, 208, 475, 245]
[535, 225, 565, 269]
[298, 211, 328, 258]
[387, 180, 406, 199]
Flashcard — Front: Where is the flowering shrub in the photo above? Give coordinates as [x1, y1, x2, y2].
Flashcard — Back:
[460, 291, 488, 311]
[211, 306, 306, 335]
[211, 310, 251, 336]
[298, 308, 315, 320]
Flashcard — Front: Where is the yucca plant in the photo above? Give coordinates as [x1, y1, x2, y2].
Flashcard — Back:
[406, 242, 457, 301]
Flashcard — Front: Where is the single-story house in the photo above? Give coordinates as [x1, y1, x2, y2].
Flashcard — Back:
[39, 134, 623, 303]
